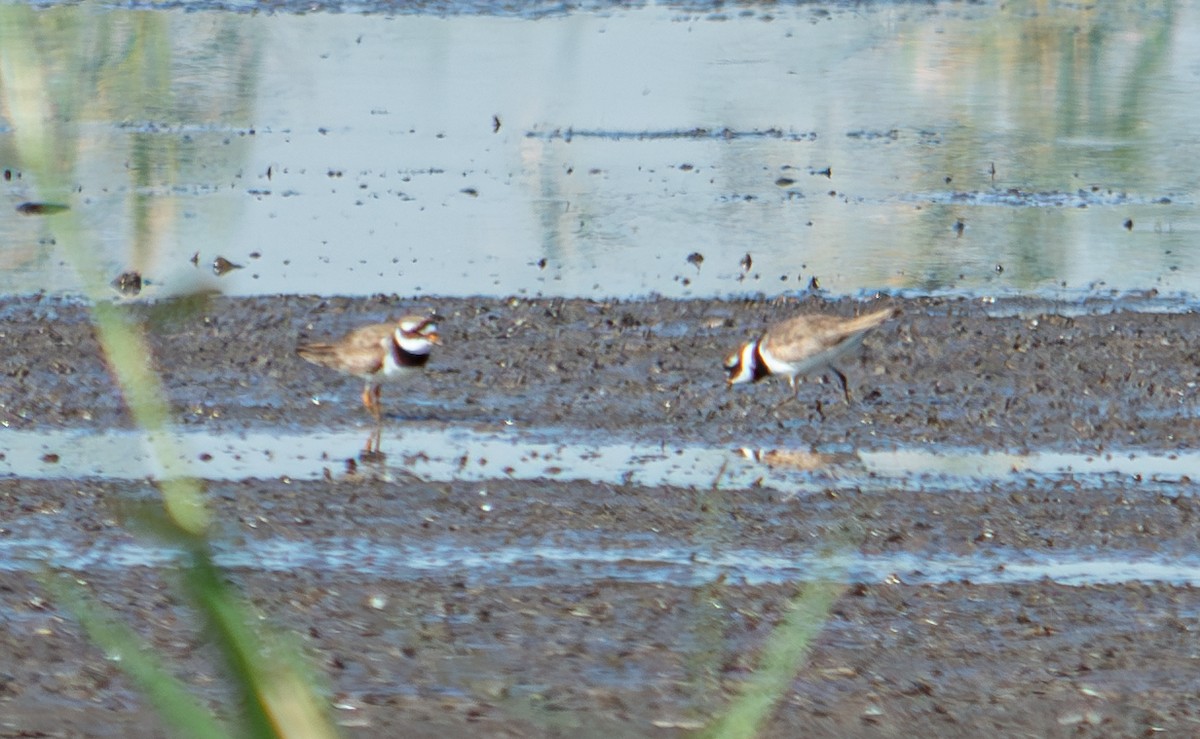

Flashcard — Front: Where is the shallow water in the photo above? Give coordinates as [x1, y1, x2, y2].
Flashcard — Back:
[2, 425, 1196, 487]
[5, 12, 1200, 727]
[3, 533, 1198, 588]
[3, 423, 1197, 587]
[1, 2, 1198, 301]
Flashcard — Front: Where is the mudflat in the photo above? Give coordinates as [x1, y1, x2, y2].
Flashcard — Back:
[2, 293, 1198, 737]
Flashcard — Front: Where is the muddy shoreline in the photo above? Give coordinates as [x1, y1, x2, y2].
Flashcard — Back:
[3, 293, 1198, 449]
[2, 293, 1200, 737]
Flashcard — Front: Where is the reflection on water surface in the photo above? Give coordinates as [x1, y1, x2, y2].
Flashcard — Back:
[0, 2, 1196, 301]
[1, 425, 1195, 489]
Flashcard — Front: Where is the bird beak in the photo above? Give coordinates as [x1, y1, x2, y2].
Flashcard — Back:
[427, 332, 443, 346]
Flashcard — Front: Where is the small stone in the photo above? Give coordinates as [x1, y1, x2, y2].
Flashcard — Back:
[111, 271, 142, 296]
[213, 257, 243, 276]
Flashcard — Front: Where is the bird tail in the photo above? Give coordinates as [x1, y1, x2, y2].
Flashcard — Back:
[296, 343, 339, 367]
[841, 306, 898, 335]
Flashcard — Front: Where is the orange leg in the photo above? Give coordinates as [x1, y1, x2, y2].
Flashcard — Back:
[363, 426, 382, 455]
[361, 385, 384, 455]
[361, 384, 383, 422]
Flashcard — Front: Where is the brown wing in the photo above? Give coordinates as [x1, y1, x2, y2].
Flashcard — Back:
[762, 307, 895, 364]
[296, 322, 392, 376]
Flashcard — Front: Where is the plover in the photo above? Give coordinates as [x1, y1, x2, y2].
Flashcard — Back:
[724, 307, 896, 403]
[297, 315, 441, 422]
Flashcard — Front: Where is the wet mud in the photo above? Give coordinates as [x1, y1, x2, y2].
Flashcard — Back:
[4, 292, 1198, 449]
[2, 293, 1200, 737]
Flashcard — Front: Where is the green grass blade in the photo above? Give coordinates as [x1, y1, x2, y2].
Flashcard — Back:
[180, 546, 341, 739]
[1, 7, 342, 737]
[44, 573, 233, 739]
[698, 580, 846, 739]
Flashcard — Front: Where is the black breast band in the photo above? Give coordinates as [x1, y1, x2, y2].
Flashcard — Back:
[391, 336, 431, 368]
[751, 342, 771, 382]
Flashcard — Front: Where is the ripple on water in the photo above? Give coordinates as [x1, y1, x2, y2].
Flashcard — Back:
[2, 425, 1198, 587]
[2, 534, 1199, 588]
[1, 426, 1198, 488]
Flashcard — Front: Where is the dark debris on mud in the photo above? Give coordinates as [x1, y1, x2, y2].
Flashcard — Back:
[2, 293, 1198, 452]
[3, 293, 1200, 737]
[4, 472, 1200, 737]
